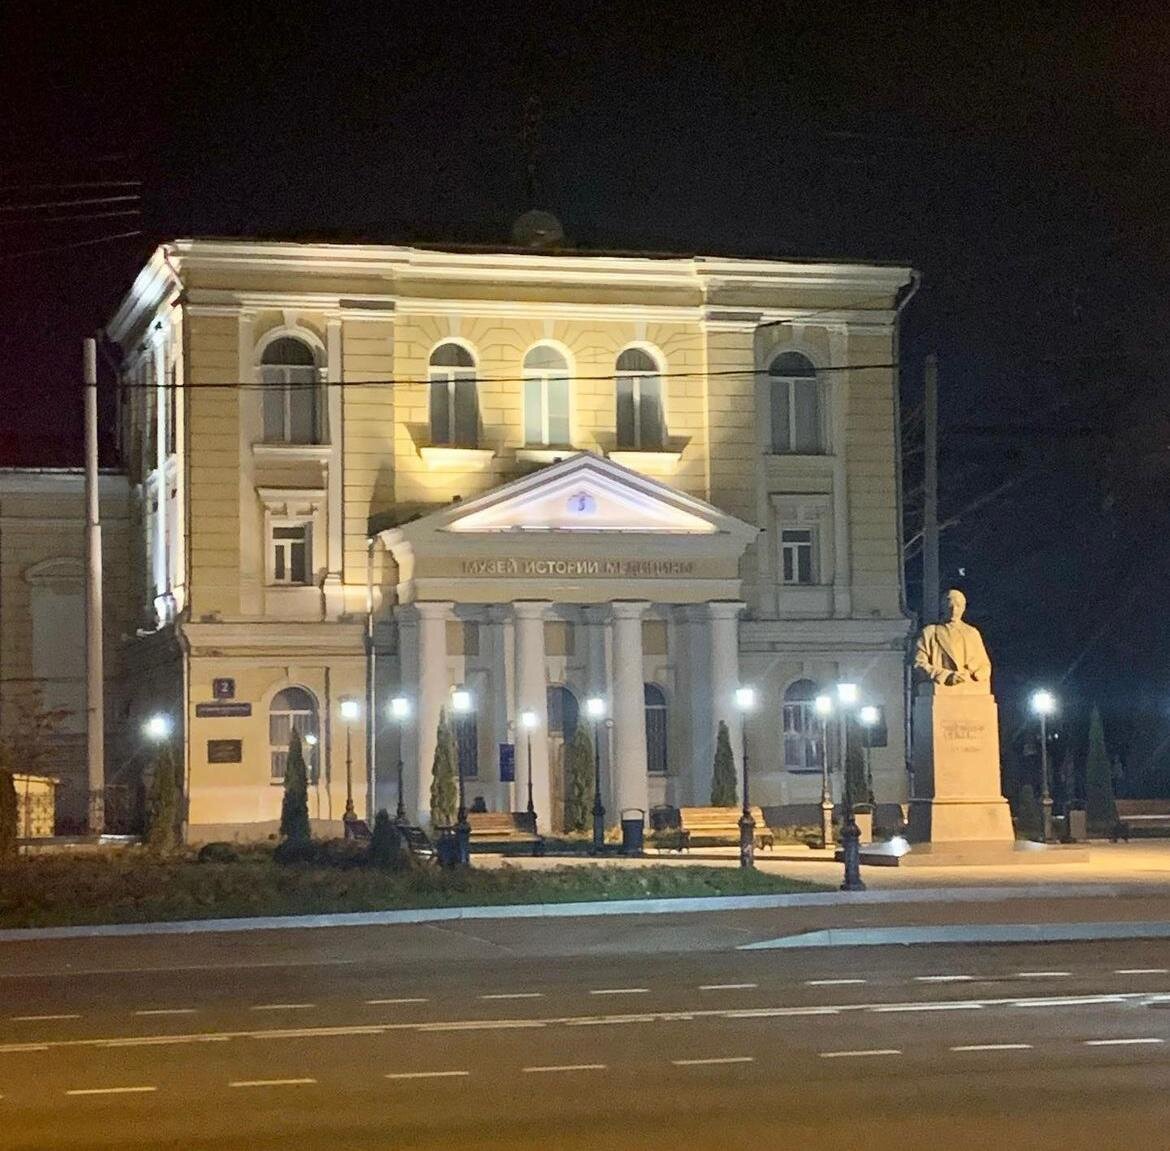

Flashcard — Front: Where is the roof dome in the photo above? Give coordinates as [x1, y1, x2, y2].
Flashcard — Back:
[510, 209, 565, 249]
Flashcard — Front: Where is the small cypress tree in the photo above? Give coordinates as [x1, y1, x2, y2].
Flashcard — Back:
[844, 728, 869, 808]
[145, 743, 180, 853]
[280, 730, 311, 843]
[1015, 782, 1043, 842]
[564, 726, 594, 832]
[430, 708, 458, 826]
[0, 769, 17, 859]
[1085, 705, 1118, 835]
[710, 720, 737, 807]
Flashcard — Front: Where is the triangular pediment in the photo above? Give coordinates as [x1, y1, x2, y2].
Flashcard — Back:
[432, 453, 752, 538]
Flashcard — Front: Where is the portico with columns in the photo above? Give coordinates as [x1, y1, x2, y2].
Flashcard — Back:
[379, 453, 759, 829]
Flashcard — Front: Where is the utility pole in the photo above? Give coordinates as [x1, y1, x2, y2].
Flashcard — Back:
[83, 337, 105, 834]
[922, 353, 940, 623]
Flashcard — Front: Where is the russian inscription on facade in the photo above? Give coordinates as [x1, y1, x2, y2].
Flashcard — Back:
[460, 558, 696, 577]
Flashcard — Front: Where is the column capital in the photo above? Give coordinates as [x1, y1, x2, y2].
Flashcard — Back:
[609, 599, 651, 621]
[511, 599, 553, 620]
[702, 599, 747, 622]
[399, 600, 454, 623]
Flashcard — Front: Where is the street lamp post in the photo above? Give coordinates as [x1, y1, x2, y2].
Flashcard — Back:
[520, 709, 539, 831]
[735, 686, 757, 869]
[1031, 689, 1057, 843]
[814, 694, 834, 848]
[859, 704, 880, 807]
[451, 688, 473, 865]
[586, 696, 606, 853]
[340, 698, 360, 828]
[388, 696, 410, 825]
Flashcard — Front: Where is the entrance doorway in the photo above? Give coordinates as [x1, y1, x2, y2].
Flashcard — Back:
[546, 685, 579, 833]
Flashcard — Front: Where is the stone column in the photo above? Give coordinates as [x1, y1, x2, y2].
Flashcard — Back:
[399, 601, 451, 827]
[513, 601, 552, 826]
[707, 601, 746, 803]
[611, 601, 649, 824]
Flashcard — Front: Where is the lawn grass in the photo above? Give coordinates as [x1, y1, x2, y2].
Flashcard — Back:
[0, 850, 828, 929]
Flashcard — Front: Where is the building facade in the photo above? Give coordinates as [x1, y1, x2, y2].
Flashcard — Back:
[0, 469, 132, 828]
[108, 239, 915, 841]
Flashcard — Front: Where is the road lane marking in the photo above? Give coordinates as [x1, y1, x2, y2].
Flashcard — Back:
[589, 988, 649, 996]
[420, 1020, 547, 1032]
[1014, 995, 1128, 1008]
[66, 1086, 156, 1096]
[365, 998, 429, 1005]
[699, 983, 758, 991]
[1016, 972, 1070, 978]
[385, 1070, 470, 1080]
[250, 1003, 315, 1011]
[820, 1049, 901, 1059]
[1083, 1038, 1164, 1047]
[523, 1064, 606, 1073]
[673, 1056, 754, 1066]
[1116, 969, 1169, 975]
[3, 990, 1161, 1054]
[951, 1044, 1033, 1052]
[914, 975, 972, 983]
[12, 1014, 80, 1021]
[873, 1003, 983, 1013]
[230, 1078, 317, 1087]
[565, 1015, 658, 1026]
[134, 1009, 197, 1017]
[805, 979, 866, 987]
[478, 993, 544, 1000]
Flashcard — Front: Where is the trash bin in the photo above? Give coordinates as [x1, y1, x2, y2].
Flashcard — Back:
[620, 809, 645, 856]
[436, 827, 461, 868]
[1067, 808, 1087, 842]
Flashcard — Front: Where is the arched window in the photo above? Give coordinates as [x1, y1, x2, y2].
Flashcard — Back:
[269, 686, 319, 781]
[546, 685, 579, 743]
[429, 343, 478, 447]
[783, 678, 824, 772]
[523, 345, 571, 446]
[768, 351, 823, 454]
[615, 347, 664, 450]
[260, 337, 324, 444]
[644, 683, 668, 776]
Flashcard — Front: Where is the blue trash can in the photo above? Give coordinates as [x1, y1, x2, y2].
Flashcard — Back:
[620, 809, 645, 856]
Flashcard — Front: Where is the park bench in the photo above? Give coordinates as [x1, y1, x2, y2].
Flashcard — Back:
[1111, 799, 1170, 841]
[466, 811, 545, 854]
[662, 806, 774, 853]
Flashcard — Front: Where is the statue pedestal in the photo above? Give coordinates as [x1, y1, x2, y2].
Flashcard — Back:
[907, 689, 1014, 846]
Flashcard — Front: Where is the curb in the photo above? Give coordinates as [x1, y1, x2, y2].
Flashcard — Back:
[741, 920, 1170, 949]
[0, 882, 1144, 943]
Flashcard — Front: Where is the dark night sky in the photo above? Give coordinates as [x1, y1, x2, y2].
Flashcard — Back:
[4, 1, 1170, 784]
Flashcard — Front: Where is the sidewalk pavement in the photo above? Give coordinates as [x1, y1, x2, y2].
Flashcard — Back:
[483, 840, 1170, 890]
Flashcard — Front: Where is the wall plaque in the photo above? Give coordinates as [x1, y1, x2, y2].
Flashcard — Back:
[212, 677, 236, 700]
[207, 739, 243, 764]
[195, 702, 252, 718]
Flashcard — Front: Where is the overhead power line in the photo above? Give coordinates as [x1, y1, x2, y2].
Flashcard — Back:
[0, 180, 142, 193]
[0, 230, 143, 261]
[0, 194, 139, 213]
[106, 361, 902, 390]
[0, 208, 141, 228]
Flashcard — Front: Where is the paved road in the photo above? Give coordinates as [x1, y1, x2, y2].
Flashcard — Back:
[3, 912, 1170, 1148]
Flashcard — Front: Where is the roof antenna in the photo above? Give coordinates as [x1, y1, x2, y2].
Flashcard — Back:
[512, 92, 565, 249]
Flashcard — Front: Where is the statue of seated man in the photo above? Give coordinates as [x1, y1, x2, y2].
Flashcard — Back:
[913, 588, 992, 693]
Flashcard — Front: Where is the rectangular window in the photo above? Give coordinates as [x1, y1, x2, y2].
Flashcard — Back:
[780, 528, 815, 585]
[642, 619, 669, 656]
[272, 524, 310, 585]
[616, 376, 664, 449]
[446, 620, 480, 656]
[525, 374, 571, 445]
[544, 620, 574, 656]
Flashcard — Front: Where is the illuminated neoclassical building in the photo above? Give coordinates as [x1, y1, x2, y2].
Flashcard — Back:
[108, 236, 916, 840]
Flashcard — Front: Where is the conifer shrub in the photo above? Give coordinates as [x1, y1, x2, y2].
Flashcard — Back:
[710, 721, 737, 807]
